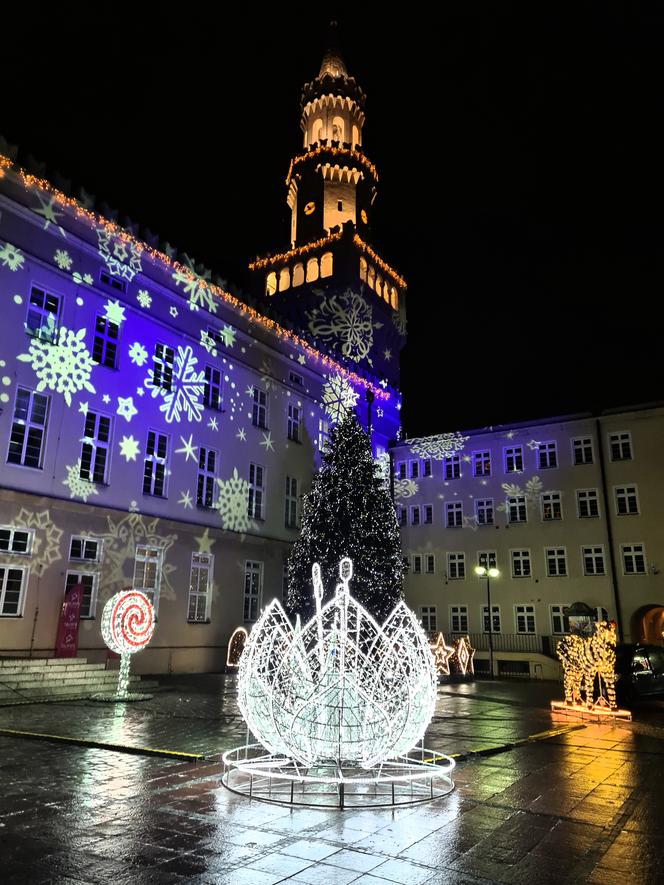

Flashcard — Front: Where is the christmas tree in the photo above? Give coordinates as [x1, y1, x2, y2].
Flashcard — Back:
[286, 412, 405, 622]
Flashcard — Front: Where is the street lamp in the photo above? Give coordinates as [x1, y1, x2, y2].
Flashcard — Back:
[475, 555, 500, 678]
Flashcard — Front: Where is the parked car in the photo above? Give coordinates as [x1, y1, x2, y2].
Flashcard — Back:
[615, 644, 664, 705]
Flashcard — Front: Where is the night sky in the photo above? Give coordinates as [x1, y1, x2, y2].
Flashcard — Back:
[3, 5, 662, 437]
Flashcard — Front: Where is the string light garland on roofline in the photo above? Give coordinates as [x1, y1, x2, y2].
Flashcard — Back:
[248, 231, 344, 270]
[353, 234, 407, 289]
[285, 146, 379, 186]
[0, 154, 389, 401]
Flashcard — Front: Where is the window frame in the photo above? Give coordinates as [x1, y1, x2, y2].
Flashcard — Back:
[132, 545, 164, 614]
[576, 488, 600, 519]
[244, 560, 263, 622]
[614, 484, 639, 516]
[287, 404, 301, 443]
[472, 449, 491, 477]
[581, 545, 606, 576]
[252, 386, 268, 429]
[514, 604, 537, 634]
[80, 409, 113, 485]
[445, 501, 463, 528]
[511, 549, 532, 578]
[187, 552, 214, 622]
[537, 441, 558, 470]
[450, 604, 469, 633]
[197, 447, 218, 509]
[0, 565, 29, 617]
[25, 284, 61, 342]
[608, 431, 633, 462]
[481, 604, 501, 634]
[64, 569, 98, 619]
[420, 605, 437, 632]
[447, 551, 466, 580]
[68, 535, 101, 563]
[0, 526, 34, 556]
[504, 445, 524, 473]
[143, 429, 169, 497]
[92, 312, 120, 369]
[545, 546, 568, 577]
[541, 491, 562, 522]
[621, 543, 647, 576]
[7, 386, 50, 470]
[285, 475, 299, 529]
[248, 462, 265, 520]
[571, 436, 594, 466]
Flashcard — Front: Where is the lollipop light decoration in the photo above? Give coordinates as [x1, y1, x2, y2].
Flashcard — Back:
[99, 589, 155, 701]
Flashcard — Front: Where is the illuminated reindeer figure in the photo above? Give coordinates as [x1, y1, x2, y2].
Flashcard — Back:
[557, 622, 618, 711]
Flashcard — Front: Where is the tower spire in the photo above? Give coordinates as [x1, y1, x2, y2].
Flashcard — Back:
[319, 20, 348, 79]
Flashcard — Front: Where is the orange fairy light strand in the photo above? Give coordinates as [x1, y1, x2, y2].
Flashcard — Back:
[248, 231, 344, 271]
[353, 234, 407, 289]
[285, 146, 379, 187]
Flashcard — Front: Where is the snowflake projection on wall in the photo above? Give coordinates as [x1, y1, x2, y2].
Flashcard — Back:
[374, 452, 391, 488]
[200, 330, 217, 357]
[408, 432, 470, 461]
[17, 326, 96, 406]
[118, 435, 140, 461]
[307, 288, 374, 363]
[62, 461, 98, 503]
[8, 508, 63, 576]
[259, 359, 277, 392]
[32, 193, 66, 236]
[144, 345, 205, 423]
[219, 325, 236, 347]
[72, 271, 94, 286]
[136, 289, 152, 309]
[128, 342, 148, 366]
[496, 474, 547, 513]
[321, 374, 359, 423]
[54, 249, 72, 271]
[0, 241, 25, 271]
[214, 468, 253, 533]
[393, 305, 407, 337]
[394, 478, 419, 500]
[172, 258, 218, 314]
[103, 299, 126, 325]
[96, 226, 142, 281]
[117, 396, 138, 422]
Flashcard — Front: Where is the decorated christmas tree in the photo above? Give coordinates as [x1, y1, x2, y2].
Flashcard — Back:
[286, 412, 405, 622]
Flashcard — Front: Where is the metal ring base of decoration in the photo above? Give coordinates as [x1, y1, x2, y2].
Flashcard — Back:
[221, 742, 456, 809]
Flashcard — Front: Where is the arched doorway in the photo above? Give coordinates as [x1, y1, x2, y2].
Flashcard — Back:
[226, 627, 248, 668]
[630, 605, 664, 645]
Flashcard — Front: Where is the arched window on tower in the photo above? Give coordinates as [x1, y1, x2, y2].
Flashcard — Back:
[278, 267, 290, 292]
[320, 252, 333, 278]
[332, 116, 345, 143]
[292, 263, 305, 287]
[266, 272, 277, 296]
[352, 124, 360, 149]
[375, 275, 383, 299]
[359, 256, 367, 282]
[312, 118, 324, 144]
[390, 287, 398, 309]
[367, 264, 376, 291]
[306, 257, 319, 282]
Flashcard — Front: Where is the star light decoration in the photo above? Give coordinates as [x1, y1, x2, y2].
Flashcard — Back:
[430, 633, 455, 677]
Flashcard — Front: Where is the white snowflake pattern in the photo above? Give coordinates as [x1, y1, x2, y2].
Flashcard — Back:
[103, 299, 126, 325]
[118, 435, 140, 461]
[144, 344, 205, 423]
[17, 326, 95, 406]
[33, 193, 66, 236]
[72, 271, 94, 286]
[321, 374, 359, 423]
[136, 289, 152, 309]
[117, 396, 138, 422]
[220, 325, 236, 347]
[54, 249, 72, 271]
[96, 227, 142, 281]
[307, 288, 374, 363]
[178, 490, 194, 510]
[408, 432, 470, 461]
[259, 359, 277, 391]
[200, 330, 217, 356]
[172, 258, 218, 313]
[128, 342, 148, 366]
[496, 474, 547, 513]
[62, 461, 98, 503]
[9, 508, 63, 576]
[0, 241, 25, 272]
[214, 468, 253, 533]
[394, 478, 419, 500]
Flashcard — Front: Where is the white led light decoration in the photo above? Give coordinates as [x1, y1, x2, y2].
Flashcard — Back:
[97, 589, 155, 701]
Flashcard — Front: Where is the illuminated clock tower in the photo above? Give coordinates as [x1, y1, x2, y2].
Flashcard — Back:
[249, 24, 407, 391]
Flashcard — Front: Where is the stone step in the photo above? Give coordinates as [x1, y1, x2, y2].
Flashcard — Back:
[0, 657, 95, 668]
[0, 663, 108, 678]
[0, 679, 160, 702]
[0, 675, 137, 689]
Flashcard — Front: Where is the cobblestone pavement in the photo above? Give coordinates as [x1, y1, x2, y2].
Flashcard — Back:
[1, 677, 664, 884]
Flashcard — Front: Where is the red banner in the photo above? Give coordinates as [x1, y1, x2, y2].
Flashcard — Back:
[54, 583, 83, 658]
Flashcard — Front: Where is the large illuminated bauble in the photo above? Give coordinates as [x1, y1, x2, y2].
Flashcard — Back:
[101, 590, 155, 655]
[238, 558, 437, 769]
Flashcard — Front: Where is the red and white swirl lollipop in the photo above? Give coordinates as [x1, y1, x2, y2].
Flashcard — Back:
[101, 590, 155, 655]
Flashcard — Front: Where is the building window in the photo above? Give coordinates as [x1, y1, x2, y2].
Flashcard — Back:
[473, 450, 491, 477]
[197, 447, 217, 508]
[152, 343, 174, 391]
[69, 536, 100, 562]
[285, 475, 298, 528]
[252, 387, 268, 429]
[188, 553, 213, 622]
[572, 437, 594, 465]
[422, 459, 433, 478]
[406, 460, 418, 480]
[7, 387, 50, 469]
[248, 462, 265, 520]
[508, 496, 527, 523]
[287, 405, 301, 442]
[65, 571, 97, 619]
[622, 544, 646, 575]
[538, 442, 558, 469]
[511, 549, 532, 578]
[447, 552, 465, 580]
[477, 551, 498, 571]
[423, 504, 433, 525]
[609, 431, 632, 461]
[450, 605, 468, 633]
[99, 270, 126, 293]
[425, 554, 435, 574]
[318, 419, 330, 452]
[582, 545, 605, 576]
[550, 605, 569, 634]
[515, 604, 536, 634]
[143, 430, 169, 497]
[545, 547, 568, 577]
[398, 506, 407, 527]
[615, 485, 639, 516]
[133, 545, 163, 611]
[420, 606, 436, 632]
[443, 455, 460, 480]
[204, 365, 222, 410]
[244, 560, 263, 621]
[504, 446, 524, 473]
[577, 489, 599, 518]
[396, 461, 406, 480]
[0, 567, 27, 617]
[80, 410, 112, 484]
[411, 554, 423, 575]
[92, 314, 120, 369]
[410, 505, 421, 526]
[26, 286, 60, 341]
[482, 605, 501, 633]
[475, 498, 494, 526]
[446, 502, 463, 528]
[541, 491, 562, 521]
[289, 371, 303, 387]
[0, 527, 33, 555]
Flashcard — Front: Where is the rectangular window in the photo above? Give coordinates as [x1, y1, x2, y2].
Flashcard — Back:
[425, 554, 435, 574]
[511, 549, 532, 578]
[572, 437, 594, 465]
[410, 505, 421, 526]
[318, 419, 330, 453]
[475, 498, 494, 526]
[289, 370, 303, 387]
[143, 430, 169, 497]
[538, 441, 558, 469]
[398, 505, 407, 527]
[447, 552, 465, 580]
[423, 504, 433, 525]
[422, 458, 433, 478]
[477, 551, 497, 571]
[244, 560, 263, 621]
[248, 462, 265, 520]
[80, 410, 112, 484]
[285, 475, 298, 528]
[197, 447, 217, 508]
[450, 605, 468, 633]
[412, 554, 423, 575]
[615, 485, 639, 516]
[482, 605, 501, 633]
[444, 455, 461, 480]
[7, 387, 49, 469]
[622, 543, 646, 575]
[252, 387, 268, 428]
[69, 536, 100, 562]
[188, 553, 213, 622]
[609, 431, 632, 461]
[508, 496, 527, 523]
[582, 545, 605, 576]
[504, 445, 524, 473]
[133, 545, 163, 611]
[577, 489, 599, 518]
[65, 570, 97, 619]
[287, 405, 301, 442]
[541, 491, 562, 521]
[515, 604, 536, 634]
[26, 286, 60, 341]
[99, 270, 126, 293]
[92, 314, 120, 369]
[152, 343, 174, 391]
[204, 365, 223, 410]
[396, 461, 407, 480]
[0, 527, 33, 555]
[0, 567, 27, 617]
[545, 547, 567, 577]
[446, 501, 463, 527]
[409, 460, 420, 479]
[420, 606, 437, 632]
[473, 450, 491, 477]
[550, 604, 570, 634]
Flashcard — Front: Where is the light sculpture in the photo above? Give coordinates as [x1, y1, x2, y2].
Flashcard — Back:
[226, 627, 247, 668]
[451, 635, 475, 676]
[99, 589, 155, 701]
[430, 632, 455, 677]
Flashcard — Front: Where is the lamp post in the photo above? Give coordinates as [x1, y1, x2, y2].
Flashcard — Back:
[475, 556, 500, 678]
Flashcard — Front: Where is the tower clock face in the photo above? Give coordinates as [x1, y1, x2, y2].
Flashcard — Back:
[304, 201, 316, 216]
[360, 209, 368, 224]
